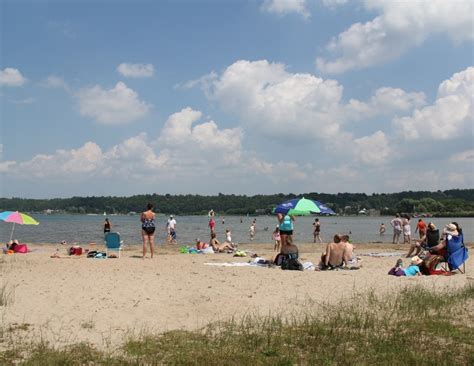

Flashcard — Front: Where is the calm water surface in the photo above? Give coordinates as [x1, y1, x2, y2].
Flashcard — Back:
[1, 214, 472, 245]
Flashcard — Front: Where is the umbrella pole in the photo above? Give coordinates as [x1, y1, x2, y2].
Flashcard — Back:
[9, 222, 16, 241]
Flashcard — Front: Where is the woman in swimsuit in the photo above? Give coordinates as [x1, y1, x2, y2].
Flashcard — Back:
[103, 218, 111, 234]
[141, 203, 156, 259]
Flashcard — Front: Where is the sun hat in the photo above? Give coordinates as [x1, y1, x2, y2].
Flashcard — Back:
[410, 256, 423, 265]
[445, 223, 458, 235]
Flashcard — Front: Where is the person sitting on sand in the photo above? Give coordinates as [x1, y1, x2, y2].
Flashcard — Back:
[195, 238, 210, 251]
[317, 234, 347, 270]
[280, 234, 298, 256]
[406, 222, 440, 258]
[209, 232, 234, 253]
[340, 234, 361, 268]
[8, 239, 19, 251]
[388, 256, 423, 277]
[426, 223, 459, 259]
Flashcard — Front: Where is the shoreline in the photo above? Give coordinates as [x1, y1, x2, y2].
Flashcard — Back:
[1, 242, 472, 349]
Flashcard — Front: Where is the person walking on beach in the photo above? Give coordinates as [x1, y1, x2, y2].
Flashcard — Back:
[167, 215, 177, 244]
[415, 218, 427, 239]
[391, 214, 403, 244]
[379, 223, 386, 236]
[103, 218, 111, 234]
[141, 203, 156, 259]
[313, 218, 322, 243]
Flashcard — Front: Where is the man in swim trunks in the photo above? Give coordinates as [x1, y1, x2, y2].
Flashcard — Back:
[318, 234, 347, 270]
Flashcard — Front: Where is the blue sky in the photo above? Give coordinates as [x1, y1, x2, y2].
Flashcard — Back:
[1, 0, 473, 198]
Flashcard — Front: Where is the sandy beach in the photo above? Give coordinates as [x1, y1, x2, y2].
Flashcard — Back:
[1, 242, 472, 350]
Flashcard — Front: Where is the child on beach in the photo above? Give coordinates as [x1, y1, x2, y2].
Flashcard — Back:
[272, 226, 281, 252]
[249, 222, 256, 241]
[388, 256, 423, 277]
[225, 229, 234, 246]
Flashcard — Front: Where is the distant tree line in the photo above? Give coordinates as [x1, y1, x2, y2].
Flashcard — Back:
[0, 189, 473, 217]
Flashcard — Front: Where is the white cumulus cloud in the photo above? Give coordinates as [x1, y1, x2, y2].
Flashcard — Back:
[393, 67, 473, 140]
[117, 63, 155, 78]
[316, 0, 474, 74]
[159, 107, 243, 165]
[203, 60, 344, 141]
[76, 81, 151, 124]
[346, 87, 426, 119]
[261, 0, 310, 18]
[0, 68, 27, 86]
[353, 130, 391, 165]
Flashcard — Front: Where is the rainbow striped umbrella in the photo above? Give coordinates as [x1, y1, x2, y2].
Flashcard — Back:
[0, 211, 39, 240]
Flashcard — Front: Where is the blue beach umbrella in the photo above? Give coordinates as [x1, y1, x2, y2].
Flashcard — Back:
[273, 198, 335, 216]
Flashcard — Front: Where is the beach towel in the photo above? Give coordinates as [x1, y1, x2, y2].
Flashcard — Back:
[204, 262, 256, 267]
[360, 252, 405, 257]
[13, 244, 28, 253]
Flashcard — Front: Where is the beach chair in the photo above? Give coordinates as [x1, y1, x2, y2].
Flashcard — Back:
[441, 235, 468, 274]
[104, 232, 123, 258]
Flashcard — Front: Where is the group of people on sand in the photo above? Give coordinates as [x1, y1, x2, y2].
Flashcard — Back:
[389, 221, 466, 276]
[138, 203, 467, 274]
[273, 212, 360, 271]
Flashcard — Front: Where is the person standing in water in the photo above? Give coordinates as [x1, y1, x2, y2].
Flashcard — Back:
[103, 218, 111, 234]
[141, 203, 156, 259]
[313, 218, 322, 243]
[208, 210, 215, 234]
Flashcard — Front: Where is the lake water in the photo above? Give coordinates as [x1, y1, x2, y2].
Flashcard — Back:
[1, 214, 472, 246]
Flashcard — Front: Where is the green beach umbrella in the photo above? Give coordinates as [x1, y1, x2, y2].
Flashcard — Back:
[273, 198, 335, 216]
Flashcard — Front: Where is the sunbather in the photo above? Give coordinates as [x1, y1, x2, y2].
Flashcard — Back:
[209, 232, 234, 253]
[317, 234, 347, 270]
[195, 239, 210, 251]
[340, 234, 361, 268]
[388, 256, 423, 276]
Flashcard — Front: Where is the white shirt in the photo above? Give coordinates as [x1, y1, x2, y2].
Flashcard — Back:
[167, 218, 176, 230]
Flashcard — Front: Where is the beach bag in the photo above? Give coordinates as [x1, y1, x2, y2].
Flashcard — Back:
[274, 253, 288, 266]
[87, 250, 98, 258]
[281, 257, 303, 271]
[69, 246, 83, 256]
[274, 252, 298, 266]
[14, 244, 28, 253]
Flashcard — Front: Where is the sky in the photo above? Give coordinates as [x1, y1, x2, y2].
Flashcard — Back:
[0, 0, 473, 199]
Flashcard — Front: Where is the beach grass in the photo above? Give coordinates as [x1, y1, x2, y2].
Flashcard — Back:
[1, 284, 473, 365]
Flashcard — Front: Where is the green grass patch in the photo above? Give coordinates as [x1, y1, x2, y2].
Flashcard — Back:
[1, 285, 473, 365]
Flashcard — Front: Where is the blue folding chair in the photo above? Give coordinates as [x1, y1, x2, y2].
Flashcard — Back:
[446, 234, 468, 274]
[104, 232, 123, 258]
